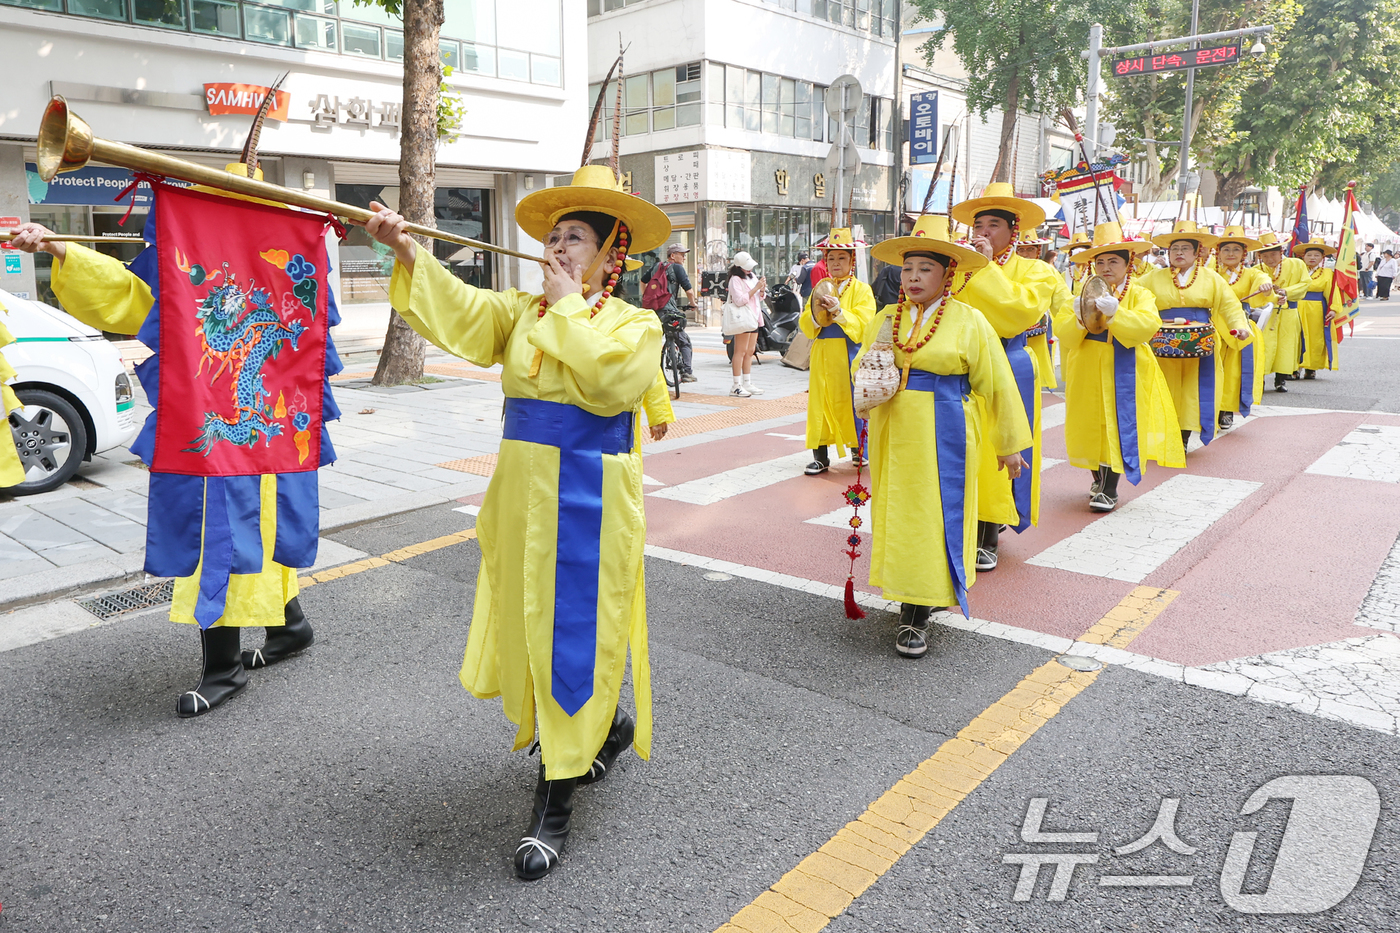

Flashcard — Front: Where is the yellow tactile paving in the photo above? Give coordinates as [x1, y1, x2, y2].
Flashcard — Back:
[297, 529, 477, 588]
[715, 586, 1179, 933]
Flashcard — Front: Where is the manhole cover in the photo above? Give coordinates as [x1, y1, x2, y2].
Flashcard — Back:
[1057, 654, 1103, 672]
[703, 571, 733, 582]
[77, 580, 175, 621]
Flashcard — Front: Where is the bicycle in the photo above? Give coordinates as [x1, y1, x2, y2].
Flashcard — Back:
[659, 306, 687, 400]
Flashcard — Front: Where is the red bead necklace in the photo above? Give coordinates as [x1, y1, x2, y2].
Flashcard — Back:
[1172, 257, 1203, 294]
[892, 261, 958, 353]
[537, 224, 630, 320]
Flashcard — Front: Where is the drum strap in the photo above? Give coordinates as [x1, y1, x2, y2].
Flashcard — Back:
[1159, 307, 1216, 445]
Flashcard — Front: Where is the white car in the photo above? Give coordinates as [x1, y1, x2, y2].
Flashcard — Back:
[2, 288, 139, 495]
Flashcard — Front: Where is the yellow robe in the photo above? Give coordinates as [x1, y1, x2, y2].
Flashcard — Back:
[956, 254, 1056, 529]
[51, 244, 297, 627]
[0, 298, 26, 487]
[800, 277, 876, 454]
[1034, 273, 1069, 390]
[1295, 267, 1341, 371]
[856, 299, 1032, 608]
[390, 255, 662, 781]
[1258, 256, 1307, 375]
[1139, 265, 1251, 438]
[1053, 283, 1184, 477]
[1215, 264, 1269, 415]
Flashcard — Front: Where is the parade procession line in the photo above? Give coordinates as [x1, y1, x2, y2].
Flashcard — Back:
[712, 586, 1179, 933]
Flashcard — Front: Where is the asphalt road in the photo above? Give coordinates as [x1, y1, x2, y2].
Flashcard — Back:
[2, 498, 1397, 932]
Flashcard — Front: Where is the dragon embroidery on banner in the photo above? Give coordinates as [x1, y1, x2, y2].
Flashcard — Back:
[181, 246, 319, 460]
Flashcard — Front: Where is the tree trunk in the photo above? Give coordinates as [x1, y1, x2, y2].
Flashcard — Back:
[373, 0, 443, 387]
[1212, 169, 1250, 216]
[990, 66, 1021, 185]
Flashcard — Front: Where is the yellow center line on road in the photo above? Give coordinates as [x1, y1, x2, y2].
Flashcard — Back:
[716, 586, 1179, 933]
[296, 528, 478, 589]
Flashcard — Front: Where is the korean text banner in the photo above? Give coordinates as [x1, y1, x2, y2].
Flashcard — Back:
[153, 183, 329, 476]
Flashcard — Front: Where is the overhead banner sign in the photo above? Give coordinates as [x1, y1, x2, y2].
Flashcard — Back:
[1111, 42, 1241, 77]
[909, 91, 938, 165]
[204, 83, 291, 121]
[655, 149, 752, 205]
[26, 163, 192, 209]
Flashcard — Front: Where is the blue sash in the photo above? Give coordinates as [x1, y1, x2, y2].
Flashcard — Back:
[819, 322, 866, 457]
[1159, 307, 1215, 446]
[1085, 330, 1142, 484]
[1001, 332, 1037, 531]
[905, 370, 972, 616]
[1304, 291, 1334, 368]
[502, 397, 635, 716]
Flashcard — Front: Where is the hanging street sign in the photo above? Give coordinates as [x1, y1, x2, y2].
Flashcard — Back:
[1110, 42, 1241, 77]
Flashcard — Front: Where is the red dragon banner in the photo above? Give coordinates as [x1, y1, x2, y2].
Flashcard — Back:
[153, 183, 329, 475]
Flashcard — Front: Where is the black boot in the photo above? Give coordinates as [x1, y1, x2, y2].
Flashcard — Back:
[513, 764, 577, 881]
[895, 603, 932, 658]
[1218, 410, 1234, 431]
[1304, 369, 1316, 380]
[1181, 429, 1192, 449]
[804, 446, 830, 475]
[975, 521, 999, 571]
[177, 626, 248, 718]
[1090, 469, 1120, 512]
[577, 708, 635, 786]
[1089, 466, 1104, 498]
[242, 597, 314, 669]
[1274, 374, 1289, 393]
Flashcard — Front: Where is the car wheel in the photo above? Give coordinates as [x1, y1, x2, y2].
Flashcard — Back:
[5, 389, 89, 496]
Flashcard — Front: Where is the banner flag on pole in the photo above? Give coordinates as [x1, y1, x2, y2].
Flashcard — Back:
[1288, 186, 1310, 256]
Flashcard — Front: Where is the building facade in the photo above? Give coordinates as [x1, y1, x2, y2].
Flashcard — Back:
[0, 0, 587, 306]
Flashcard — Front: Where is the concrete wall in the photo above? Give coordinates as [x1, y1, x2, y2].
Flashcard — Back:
[0, 147, 36, 299]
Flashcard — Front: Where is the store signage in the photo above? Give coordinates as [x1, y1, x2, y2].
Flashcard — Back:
[4, 253, 21, 275]
[25, 163, 190, 209]
[1111, 42, 1240, 77]
[654, 149, 753, 205]
[204, 83, 291, 121]
[308, 93, 402, 131]
[775, 169, 789, 196]
[909, 91, 939, 165]
[814, 173, 826, 199]
[0, 217, 18, 250]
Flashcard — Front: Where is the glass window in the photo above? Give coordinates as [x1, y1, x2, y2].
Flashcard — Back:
[341, 1, 396, 23]
[653, 106, 676, 132]
[385, 29, 404, 61]
[191, 0, 239, 34]
[677, 102, 701, 126]
[855, 94, 871, 147]
[813, 86, 825, 141]
[462, 42, 495, 76]
[855, 0, 870, 29]
[440, 38, 461, 68]
[653, 68, 676, 108]
[706, 62, 725, 125]
[68, 0, 127, 19]
[245, 5, 292, 44]
[532, 55, 560, 86]
[259, 0, 331, 11]
[133, 0, 184, 27]
[497, 0, 559, 55]
[795, 81, 812, 140]
[725, 65, 745, 129]
[444, 0, 493, 44]
[744, 70, 761, 132]
[779, 77, 795, 137]
[296, 13, 336, 48]
[761, 73, 779, 135]
[341, 21, 380, 56]
[498, 48, 530, 81]
[879, 97, 894, 150]
[0, 0, 64, 10]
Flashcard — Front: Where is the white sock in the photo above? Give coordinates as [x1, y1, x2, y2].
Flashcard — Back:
[732, 376, 742, 388]
[742, 375, 754, 386]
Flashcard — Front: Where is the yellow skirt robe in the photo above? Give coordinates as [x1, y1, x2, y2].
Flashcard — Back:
[1217, 265, 1269, 415]
[799, 277, 876, 454]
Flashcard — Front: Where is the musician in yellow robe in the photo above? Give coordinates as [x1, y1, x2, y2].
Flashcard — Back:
[1055, 222, 1184, 512]
[1211, 227, 1269, 429]
[1255, 232, 1308, 390]
[7, 162, 326, 720]
[0, 298, 26, 487]
[368, 164, 667, 882]
[856, 215, 1030, 658]
[799, 228, 876, 474]
[1293, 237, 1341, 377]
[1139, 221, 1252, 448]
[950, 183, 1057, 571]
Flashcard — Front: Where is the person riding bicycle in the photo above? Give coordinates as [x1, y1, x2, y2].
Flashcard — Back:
[643, 243, 698, 383]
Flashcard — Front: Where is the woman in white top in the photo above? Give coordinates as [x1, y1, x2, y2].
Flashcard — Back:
[1376, 251, 1398, 300]
[728, 251, 767, 397]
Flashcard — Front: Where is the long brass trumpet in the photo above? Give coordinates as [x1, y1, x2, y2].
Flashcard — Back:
[36, 96, 545, 263]
[1, 233, 145, 245]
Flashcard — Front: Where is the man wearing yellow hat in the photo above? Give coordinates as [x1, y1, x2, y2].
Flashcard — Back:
[1056, 222, 1184, 511]
[1138, 221, 1252, 448]
[1292, 237, 1341, 377]
[1211, 227, 1269, 429]
[857, 214, 1030, 655]
[1254, 231, 1307, 390]
[799, 227, 876, 474]
[950, 182, 1059, 571]
[367, 163, 668, 881]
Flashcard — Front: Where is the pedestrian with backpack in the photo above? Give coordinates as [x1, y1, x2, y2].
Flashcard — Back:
[642, 243, 698, 382]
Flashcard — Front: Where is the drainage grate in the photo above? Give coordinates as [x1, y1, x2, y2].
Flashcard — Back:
[77, 580, 175, 621]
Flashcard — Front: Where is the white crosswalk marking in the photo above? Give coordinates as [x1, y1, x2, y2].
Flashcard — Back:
[1027, 474, 1261, 582]
[1305, 424, 1400, 483]
[647, 452, 812, 505]
[1040, 403, 1067, 430]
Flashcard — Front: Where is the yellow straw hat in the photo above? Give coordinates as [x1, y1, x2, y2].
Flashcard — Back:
[1065, 231, 1093, 252]
[516, 165, 672, 254]
[1215, 224, 1263, 252]
[814, 227, 869, 251]
[871, 214, 988, 271]
[950, 182, 1046, 229]
[1070, 221, 1153, 265]
[1256, 231, 1286, 252]
[1292, 236, 1336, 258]
[1151, 219, 1219, 251]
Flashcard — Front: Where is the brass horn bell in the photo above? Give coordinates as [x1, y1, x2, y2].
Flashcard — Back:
[37, 96, 95, 182]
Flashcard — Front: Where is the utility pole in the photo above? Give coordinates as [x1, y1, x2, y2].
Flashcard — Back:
[1178, 0, 1201, 200]
[1085, 23, 1103, 160]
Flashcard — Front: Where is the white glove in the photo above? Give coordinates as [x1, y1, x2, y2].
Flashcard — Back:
[1094, 294, 1119, 318]
[1255, 303, 1274, 332]
[1071, 295, 1088, 329]
[829, 305, 844, 322]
